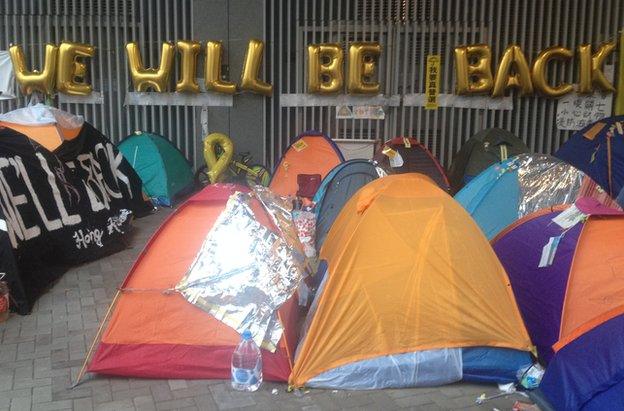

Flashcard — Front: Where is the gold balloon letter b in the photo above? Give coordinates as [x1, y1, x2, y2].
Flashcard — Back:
[9, 44, 58, 95]
[454, 44, 493, 94]
[308, 43, 343, 93]
[126, 42, 175, 92]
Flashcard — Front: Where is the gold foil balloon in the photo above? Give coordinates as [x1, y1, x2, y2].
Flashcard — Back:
[240, 39, 272, 96]
[531, 46, 573, 97]
[126, 41, 175, 92]
[578, 42, 616, 93]
[492, 45, 533, 97]
[454, 44, 493, 94]
[308, 43, 343, 93]
[9, 43, 58, 95]
[56, 42, 95, 95]
[347, 42, 381, 94]
[175, 40, 201, 93]
[203, 133, 234, 183]
[205, 41, 236, 94]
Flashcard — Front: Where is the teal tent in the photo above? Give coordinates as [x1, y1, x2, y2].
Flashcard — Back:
[118, 132, 194, 206]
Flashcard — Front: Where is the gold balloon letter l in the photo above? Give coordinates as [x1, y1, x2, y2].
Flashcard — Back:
[57, 42, 95, 96]
[126, 42, 175, 92]
[347, 42, 381, 94]
[578, 42, 616, 93]
[454, 44, 493, 94]
[240, 39, 273, 96]
[205, 41, 236, 94]
[308, 43, 344, 93]
[9, 44, 58, 95]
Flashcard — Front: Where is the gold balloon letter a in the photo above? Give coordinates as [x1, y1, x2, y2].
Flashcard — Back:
[578, 42, 616, 93]
[347, 42, 381, 94]
[307, 43, 344, 93]
[205, 41, 236, 94]
[492, 45, 533, 97]
[240, 39, 273, 96]
[9, 44, 58, 95]
[57, 42, 95, 96]
[454, 44, 493, 94]
[126, 42, 175, 92]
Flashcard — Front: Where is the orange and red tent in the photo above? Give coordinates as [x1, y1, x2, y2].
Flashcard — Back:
[269, 131, 344, 197]
[290, 174, 532, 389]
[88, 184, 299, 381]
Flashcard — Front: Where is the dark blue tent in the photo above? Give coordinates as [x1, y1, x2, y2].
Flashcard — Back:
[536, 314, 624, 410]
[313, 159, 380, 250]
[556, 116, 624, 207]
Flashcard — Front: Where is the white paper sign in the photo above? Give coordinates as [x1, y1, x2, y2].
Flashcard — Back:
[539, 235, 562, 268]
[555, 65, 614, 131]
[552, 205, 587, 229]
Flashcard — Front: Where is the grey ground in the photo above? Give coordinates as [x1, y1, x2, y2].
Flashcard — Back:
[0, 207, 535, 410]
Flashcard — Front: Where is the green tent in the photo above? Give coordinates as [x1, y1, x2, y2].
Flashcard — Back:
[118, 131, 194, 206]
[448, 128, 530, 193]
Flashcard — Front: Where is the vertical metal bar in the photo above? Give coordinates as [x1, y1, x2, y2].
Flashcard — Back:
[285, 0, 292, 166]
[113, 0, 123, 141]
[269, 0, 275, 165]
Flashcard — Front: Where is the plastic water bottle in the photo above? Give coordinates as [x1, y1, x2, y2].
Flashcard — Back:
[231, 330, 262, 391]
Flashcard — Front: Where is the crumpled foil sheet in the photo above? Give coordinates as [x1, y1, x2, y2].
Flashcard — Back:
[514, 154, 583, 217]
[175, 191, 306, 351]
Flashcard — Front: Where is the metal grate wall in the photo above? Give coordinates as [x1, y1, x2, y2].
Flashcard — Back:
[266, 0, 624, 167]
[0, 0, 199, 166]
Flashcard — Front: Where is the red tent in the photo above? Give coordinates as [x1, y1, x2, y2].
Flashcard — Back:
[87, 184, 299, 381]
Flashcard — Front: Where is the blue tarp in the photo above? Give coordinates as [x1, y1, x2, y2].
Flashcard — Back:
[556, 115, 624, 208]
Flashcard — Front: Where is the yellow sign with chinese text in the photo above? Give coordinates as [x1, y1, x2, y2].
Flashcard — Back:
[425, 55, 441, 110]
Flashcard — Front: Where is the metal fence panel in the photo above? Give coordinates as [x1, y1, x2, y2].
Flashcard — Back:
[0, 0, 199, 167]
[266, 0, 624, 167]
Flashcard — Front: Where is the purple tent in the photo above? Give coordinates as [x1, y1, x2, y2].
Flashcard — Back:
[492, 207, 581, 363]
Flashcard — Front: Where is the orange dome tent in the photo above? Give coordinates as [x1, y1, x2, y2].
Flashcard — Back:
[87, 184, 300, 381]
[269, 131, 344, 197]
[290, 174, 532, 389]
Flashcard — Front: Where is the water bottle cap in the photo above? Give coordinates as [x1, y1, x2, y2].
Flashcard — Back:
[241, 330, 252, 340]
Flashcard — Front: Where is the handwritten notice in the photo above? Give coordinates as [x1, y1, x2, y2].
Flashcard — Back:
[556, 65, 614, 131]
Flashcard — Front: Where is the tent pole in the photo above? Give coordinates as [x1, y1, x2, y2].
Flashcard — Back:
[72, 289, 121, 388]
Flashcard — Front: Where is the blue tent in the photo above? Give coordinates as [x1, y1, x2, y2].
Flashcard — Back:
[556, 116, 624, 207]
[455, 154, 585, 239]
[536, 314, 624, 410]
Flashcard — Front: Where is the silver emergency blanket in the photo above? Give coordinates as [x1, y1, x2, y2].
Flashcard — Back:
[175, 191, 306, 351]
[514, 154, 584, 217]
